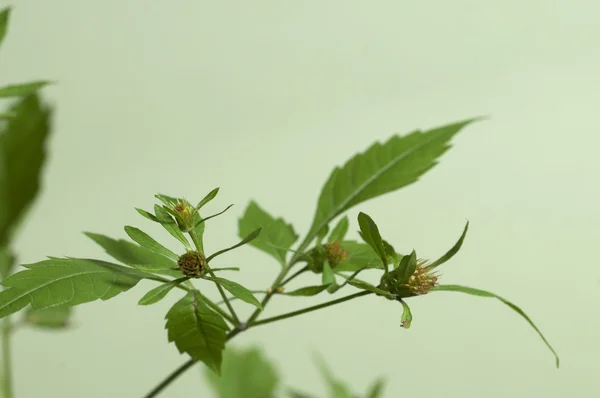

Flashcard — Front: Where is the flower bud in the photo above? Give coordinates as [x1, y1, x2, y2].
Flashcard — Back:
[171, 199, 197, 232]
[177, 251, 206, 278]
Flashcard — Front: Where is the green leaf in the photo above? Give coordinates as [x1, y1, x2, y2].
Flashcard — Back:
[138, 277, 188, 306]
[348, 279, 394, 298]
[0, 7, 11, 49]
[0, 246, 14, 278]
[432, 284, 559, 368]
[283, 285, 329, 297]
[196, 187, 219, 209]
[315, 356, 355, 398]
[207, 228, 261, 262]
[238, 201, 298, 266]
[165, 291, 229, 374]
[322, 262, 338, 293]
[84, 232, 177, 269]
[24, 305, 71, 329]
[124, 226, 178, 261]
[428, 221, 469, 269]
[130, 264, 184, 279]
[135, 207, 159, 222]
[399, 299, 412, 328]
[0, 94, 51, 246]
[305, 119, 478, 244]
[335, 241, 384, 272]
[357, 213, 387, 268]
[191, 211, 205, 252]
[0, 81, 52, 98]
[204, 347, 280, 398]
[382, 240, 402, 264]
[390, 250, 417, 284]
[327, 216, 349, 243]
[154, 205, 191, 250]
[287, 390, 318, 398]
[0, 258, 143, 318]
[365, 378, 386, 398]
[204, 276, 262, 309]
[155, 193, 179, 207]
[316, 224, 329, 245]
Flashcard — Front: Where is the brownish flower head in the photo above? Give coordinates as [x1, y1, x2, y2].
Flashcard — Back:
[323, 241, 348, 267]
[171, 199, 196, 231]
[177, 251, 206, 278]
[405, 259, 439, 295]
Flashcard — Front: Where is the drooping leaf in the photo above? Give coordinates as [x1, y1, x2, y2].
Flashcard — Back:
[0, 81, 52, 98]
[348, 279, 394, 298]
[207, 228, 261, 262]
[0, 245, 13, 278]
[138, 277, 189, 306]
[154, 205, 191, 250]
[315, 356, 355, 398]
[0, 258, 143, 318]
[399, 299, 412, 328]
[0, 94, 51, 246]
[327, 216, 349, 243]
[335, 241, 385, 272]
[84, 232, 177, 269]
[0, 7, 11, 49]
[165, 291, 229, 374]
[283, 285, 329, 297]
[357, 213, 387, 268]
[432, 284, 559, 368]
[390, 250, 417, 284]
[24, 305, 71, 329]
[204, 276, 262, 309]
[428, 221, 469, 269]
[196, 187, 219, 209]
[238, 201, 298, 266]
[124, 226, 178, 261]
[204, 347, 280, 398]
[365, 378, 386, 398]
[305, 119, 478, 245]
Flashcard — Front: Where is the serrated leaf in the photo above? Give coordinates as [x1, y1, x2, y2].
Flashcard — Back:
[238, 201, 298, 266]
[124, 226, 178, 261]
[327, 216, 349, 243]
[0, 7, 10, 49]
[165, 291, 229, 374]
[283, 285, 329, 296]
[207, 228, 261, 262]
[24, 305, 71, 329]
[0, 94, 51, 247]
[0, 258, 143, 318]
[432, 284, 559, 368]
[390, 250, 417, 284]
[357, 213, 387, 268]
[305, 119, 478, 244]
[138, 277, 188, 305]
[399, 299, 412, 328]
[335, 241, 385, 272]
[197, 187, 219, 209]
[0, 245, 13, 278]
[205, 276, 262, 309]
[84, 232, 177, 269]
[348, 279, 394, 298]
[0, 81, 52, 98]
[204, 347, 280, 398]
[428, 221, 469, 269]
[365, 378, 386, 398]
[154, 205, 191, 250]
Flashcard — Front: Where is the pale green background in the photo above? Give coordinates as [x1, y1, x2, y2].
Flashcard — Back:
[2, 0, 599, 397]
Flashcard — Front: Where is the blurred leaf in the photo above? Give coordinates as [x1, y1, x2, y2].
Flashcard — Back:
[0, 81, 52, 98]
[315, 356, 355, 398]
[204, 276, 262, 309]
[327, 216, 349, 243]
[204, 347, 280, 398]
[154, 205, 191, 250]
[0, 94, 51, 247]
[283, 285, 329, 297]
[197, 187, 219, 209]
[165, 291, 229, 374]
[348, 279, 394, 298]
[305, 119, 478, 246]
[335, 242, 384, 272]
[428, 221, 469, 269]
[138, 277, 188, 306]
[287, 390, 318, 398]
[124, 226, 178, 261]
[399, 299, 412, 328]
[322, 262, 338, 293]
[0, 258, 143, 318]
[0, 245, 13, 278]
[432, 284, 559, 368]
[238, 201, 298, 266]
[357, 213, 387, 268]
[207, 228, 261, 262]
[365, 378, 386, 398]
[24, 305, 71, 329]
[316, 224, 329, 245]
[84, 232, 176, 269]
[0, 7, 11, 49]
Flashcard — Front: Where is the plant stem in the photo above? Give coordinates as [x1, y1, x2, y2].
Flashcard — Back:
[215, 290, 267, 306]
[0, 317, 13, 398]
[189, 230, 241, 325]
[196, 291, 236, 325]
[280, 265, 309, 287]
[250, 291, 371, 327]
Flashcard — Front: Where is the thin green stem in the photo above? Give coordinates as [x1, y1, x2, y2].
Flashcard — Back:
[250, 291, 371, 327]
[215, 290, 267, 306]
[1, 317, 13, 398]
[196, 291, 236, 325]
[280, 265, 309, 287]
[189, 230, 240, 325]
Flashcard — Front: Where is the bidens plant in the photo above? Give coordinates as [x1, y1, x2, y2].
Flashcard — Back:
[0, 118, 559, 398]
